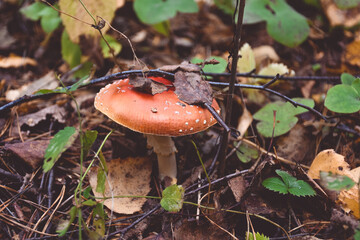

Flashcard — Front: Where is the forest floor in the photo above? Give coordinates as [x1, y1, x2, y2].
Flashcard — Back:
[0, 1, 360, 239]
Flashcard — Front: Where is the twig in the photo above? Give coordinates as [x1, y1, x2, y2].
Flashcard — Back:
[218, 0, 246, 175]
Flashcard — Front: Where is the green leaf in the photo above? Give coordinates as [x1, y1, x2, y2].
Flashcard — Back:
[244, 0, 309, 47]
[325, 84, 360, 113]
[247, 232, 270, 240]
[191, 56, 227, 73]
[39, 6, 61, 33]
[263, 170, 316, 197]
[334, 0, 360, 9]
[355, 226, 360, 240]
[95, 151, 107, 195]
[68, 75, 89, 92]
[83, 130, 98, 159]
[20, 2, 47, 21]
[234, 142, 259, 163]
[43, 127, 77, 172]
[341, 73, 356, 85]
[262, 177, 288, 194]
[92, 203, 105, 237]
[82, 199, 97, 206]
[57, 206, 78, 236]
[287, 179, 316, 197]
[100, 34, 122, 59]
[152, 21, 171, 36]
[160, 184, 184, 212]
[320, 171, 356, 191]
[83, 186, 92, 199]
[214, 0, 235, 15]
[134, 0, 198, 25]
[352, 78, 360, 95]
[253, 98, 315, 137]
[61, 30, 81, 68]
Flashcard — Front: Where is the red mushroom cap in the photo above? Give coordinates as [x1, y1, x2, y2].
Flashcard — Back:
[94, 76, 220, 136]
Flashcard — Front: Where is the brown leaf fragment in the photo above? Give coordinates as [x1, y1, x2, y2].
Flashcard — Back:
[159, 61, 201, 73]
[128, 74, 168, 95]
[0, 55, 36, 68]
[320, 0, 360, 28]
[345, 40, 360, 67]
[89, 157, 152, 214]
[174, 71, 213, 105]
[5, 140, 50, 169]
[227, 171, 246, 202]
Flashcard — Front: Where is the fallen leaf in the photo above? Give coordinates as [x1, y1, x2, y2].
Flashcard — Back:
[59, 0, 117, 43]
[308, 149, 351, 179]
[345, 40, 360, 67]
[5, 72, 58, 101]
[237, 43, 256, 73]
[256, 63, 295, 83]
[237, 107, 253, 138]
[308, 149, 360, 218]
[253, 45, 279, 67]
[0, 54, 36, 68]
[16, 105, 67, 128]
[5, 140, 50, 169]
[320, 0, 360, 28]
[227, 171, 246, 202]
[89, 157, 152, 214]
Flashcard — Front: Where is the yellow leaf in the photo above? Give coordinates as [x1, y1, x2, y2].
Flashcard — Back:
[59, 0, 117, 43]
[237, 43, 256, 74]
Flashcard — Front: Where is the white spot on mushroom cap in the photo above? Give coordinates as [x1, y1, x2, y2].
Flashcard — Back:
[164, 107, 168, 110]
[203, 120, 207, 124]
[190, 127, 194, 131]
[186, 111, 192, 115]
[121, 90, 126, 93]
[199, 110, 202, 114]
[185, 122, 188, 125]
[196, 119, 199, 123]
[179, 129, 183, 133]
[174, 111, 179, 115]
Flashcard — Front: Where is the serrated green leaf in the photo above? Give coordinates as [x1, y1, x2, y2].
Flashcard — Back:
[288, 180, 316, 197]
[341, 73, 356, 85]
[20, 2, 47, 21]
[191, 56, 227, 74]
[275, 170, 297, 187]
[234, 142, 259, 163]
[253, 98, 314, 137]
[244, 0, 309, 47]
[43, 127, 77, 172]
[134, 0, 198, 25]
[100, 34, 122, 59]
[325, 85, 360, 113]
[320, 171, 356, 191]
[61, 30, 81, 69]
[262, 177, 288, 194]
[83, 130, 98, 159]
[160, 184, 184, 212]
[57, 206, 78, 236]
[247, 232, 270, 240]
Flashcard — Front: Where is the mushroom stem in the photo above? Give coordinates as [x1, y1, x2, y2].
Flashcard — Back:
[146, 134, 177, 181]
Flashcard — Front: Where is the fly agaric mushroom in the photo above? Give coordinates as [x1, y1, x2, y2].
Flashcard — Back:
[94, 76, 220, 182]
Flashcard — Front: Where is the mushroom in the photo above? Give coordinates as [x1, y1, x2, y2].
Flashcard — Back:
[94, 76, 220, 183]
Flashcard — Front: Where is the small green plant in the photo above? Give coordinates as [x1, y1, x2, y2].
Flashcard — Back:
[253, 98, 315, 137]
[160, 184, 185, 212]
[246, 232, 270, 240]
[262, 170, 316, 197]
[334, 0, 360, 9]
[324, 73, 360, 114]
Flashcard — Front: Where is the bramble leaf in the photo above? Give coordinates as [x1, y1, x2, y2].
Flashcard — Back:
[262, 177, 288, 194]
[191, 56, 227, 73]
[160, 184, 184, 212]
[320, 171, 355, 191]
[247, 232, 270, 240]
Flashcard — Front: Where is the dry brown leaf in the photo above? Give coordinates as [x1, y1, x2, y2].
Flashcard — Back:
[308, 149, 351, 179]
[5, 72, 58, 101]
[345, 40, 360, 67]
[89, 157, 152, 214]
[253, 45, 279, 67]
[227, 171, 246, 202]
[320, 0, 360, 28]
[0, 55, 36, 68]
[236, 107, 253, 138]
[59, 0, 117, 43]
[5, 140, 50, 169]
[308, 150, 360, 218]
